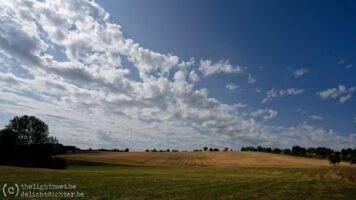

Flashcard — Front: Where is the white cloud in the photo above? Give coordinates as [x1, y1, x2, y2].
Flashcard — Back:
[173, 70, 186, 82]
[178, 57, 195, 68]
[250, 109, 278, 121]
[232, 103, 247, 109]
[188, 70, 199, 82]
[226, 83, 238, 91]
[308, 115, 323, 121]
[247, 74, 256, 84]
[284, 88, 304, 95]
[317, 85, 355, 104]
[262, 88, 304, 103]
[339, 94, 352, 104]
[0, 0, 354, 150]
[199, 59, 244, 76]
[293, 68, 309, 78]
[318, 85, 346, 99]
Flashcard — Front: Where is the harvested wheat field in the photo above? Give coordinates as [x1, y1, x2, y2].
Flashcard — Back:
[61, 151, 349, 168]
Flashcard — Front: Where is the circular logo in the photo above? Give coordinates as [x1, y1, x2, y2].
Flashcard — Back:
[2, 184, 20, 197]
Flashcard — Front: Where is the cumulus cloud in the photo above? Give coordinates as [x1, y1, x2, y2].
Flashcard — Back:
[317, 85, 355, 104]
[0, 0, 354, 150]
[262, 88, 304, 103]
[199, 59, 244, 76]
[178, 57, 195, 68]
[188, 70, 199, 82]
[226, 83, 238, 91]
[293, 68, 309, 78]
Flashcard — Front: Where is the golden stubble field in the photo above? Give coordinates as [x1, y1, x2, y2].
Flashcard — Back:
[61, 151, 350, 168]
[2, 151, 355, 199]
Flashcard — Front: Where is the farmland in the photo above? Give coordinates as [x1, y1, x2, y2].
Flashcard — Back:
[61, 151, 350, 168]
[0, 152, 355, 199]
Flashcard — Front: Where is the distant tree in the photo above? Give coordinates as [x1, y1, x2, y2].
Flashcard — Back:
[64, 146, 80, 153]
[125, 148, 129, 152]
[307, 147, 316, 156]
[350, 154, 356, 166]
[223, 147, 229, 151]
[282, 149, 291, 154]
[241, 146, 256, 152]
[166, 149, 170, 152]
[315, 147, 333, 158]
[291, 146, 307, 156]
[145, 149, 150, 152]
[203, 146, 208, 151]
[329, 152, 341, 166]
[340, 148, 354, 161]
[272, 148, 281, 154]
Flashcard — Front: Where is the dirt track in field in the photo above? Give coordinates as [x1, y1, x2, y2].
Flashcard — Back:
[61, 151, 350, 168]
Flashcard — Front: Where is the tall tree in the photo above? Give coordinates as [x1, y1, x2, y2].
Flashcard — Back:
[0, 115, 65, 169]
[5, 115, 57, 145]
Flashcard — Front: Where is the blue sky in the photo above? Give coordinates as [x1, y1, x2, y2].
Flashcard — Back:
[100, 0, 356, 132]
[0, 0, 355, 150]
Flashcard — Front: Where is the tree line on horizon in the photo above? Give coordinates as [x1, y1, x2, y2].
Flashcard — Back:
[142, 145, 356, 166]
[144, 147, 232, 152]
[241, 146, 356, 165]
[2, 115, 355, 168]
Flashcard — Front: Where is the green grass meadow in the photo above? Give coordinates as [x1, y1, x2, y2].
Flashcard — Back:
[1, 161, 356, 200]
